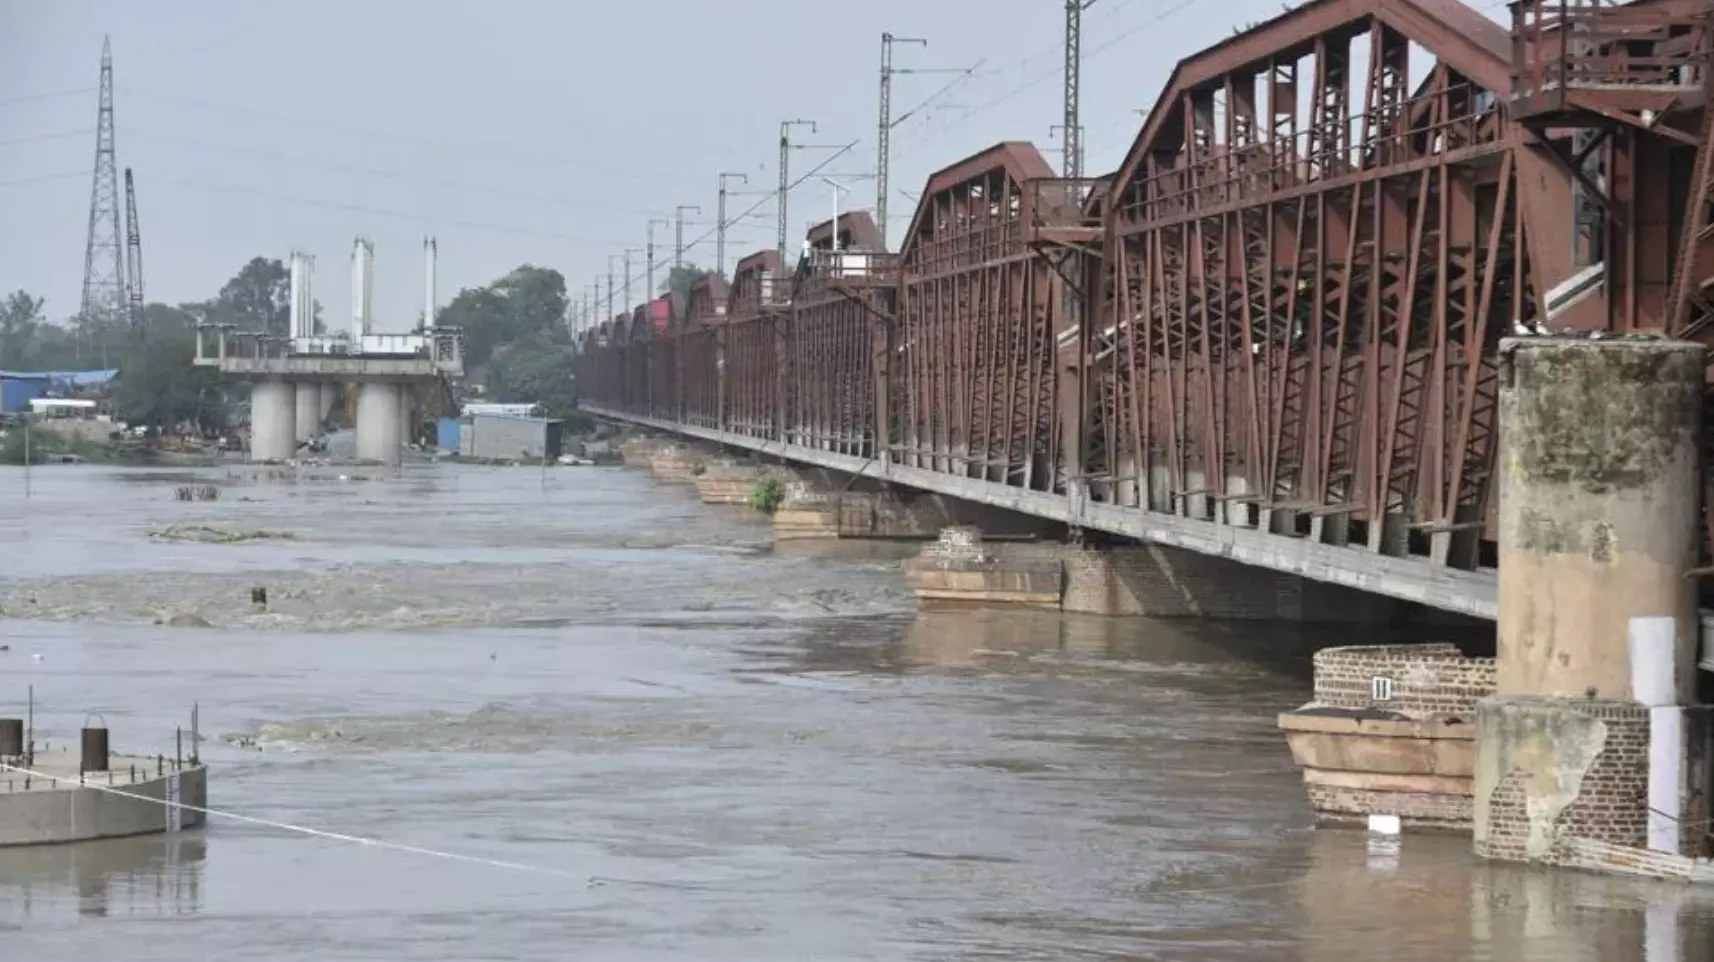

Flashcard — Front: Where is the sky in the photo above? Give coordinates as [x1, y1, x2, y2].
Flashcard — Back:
[0, 0, 1504, 335]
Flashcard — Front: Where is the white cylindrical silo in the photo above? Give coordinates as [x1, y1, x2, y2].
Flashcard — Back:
[351, 236, 374, 339]
[423, 235, 437, 329]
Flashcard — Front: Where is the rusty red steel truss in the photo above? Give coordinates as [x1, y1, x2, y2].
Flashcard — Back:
[575, 0, 1714, 577]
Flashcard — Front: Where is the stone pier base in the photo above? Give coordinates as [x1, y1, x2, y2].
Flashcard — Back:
[1278, 644, 1495, 832]
[774, 483, 845, 539]
[903, 526, 1063, 607]
[617, 435, 670, 467]
[649, 445, 704, 484]
[901, 528, 1408, 621]
[1474, 697, 1666, 863]
[694, 462, 765, 505]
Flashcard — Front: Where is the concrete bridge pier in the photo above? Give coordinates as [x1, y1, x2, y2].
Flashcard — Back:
[355, 380, 403, 464]
[294, 382, 323, 442]
[694, 460, 773, 505]
[1475, 337, 1714, 870]
[250, 378, 297, 462]
[617, 435, 671, 468]
[649, 443, 707, 484]
[769, 473, 1055, 543]
[903, 526, 1409, 621]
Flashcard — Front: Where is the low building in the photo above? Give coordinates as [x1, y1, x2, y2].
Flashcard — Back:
[435, 417, 461, 453]
[0, 373, 50, 413]
[460, 413, 563, 461]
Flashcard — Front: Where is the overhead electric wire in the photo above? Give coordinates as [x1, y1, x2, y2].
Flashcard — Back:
[589, 140, 860, 319]
[890, 0, 1206, 166]
[0, 86, 96, 108]
[0, 128, 95, 148]
[118, 84, 698, 187]
[0, 169, 93, 188]
[121, 128, 692, 217]
[148, 175, 629, 246]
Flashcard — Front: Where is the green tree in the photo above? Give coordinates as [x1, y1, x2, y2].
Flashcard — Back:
[0, 291, 90, 371]
[438, 265, 570, 371]
[485, 335, 577, 418]
[206, 256, 291, 336]
[660, 263, 720, 304]
[0, 290, 47, 369]
[112, 304, 227, 434]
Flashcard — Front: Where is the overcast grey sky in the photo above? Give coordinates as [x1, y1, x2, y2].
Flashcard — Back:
[3, 0, 1422, 331]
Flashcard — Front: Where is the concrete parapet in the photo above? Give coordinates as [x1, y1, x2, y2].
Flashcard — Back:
[1280, 644, 1496, 831]
[0, 754, 208, 847]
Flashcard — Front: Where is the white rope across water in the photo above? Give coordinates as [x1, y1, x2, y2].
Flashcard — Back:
[0, 760, 594, 885]
[0, 760, 1332, 902]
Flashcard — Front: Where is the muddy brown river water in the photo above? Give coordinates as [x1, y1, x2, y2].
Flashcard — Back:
[1, 462, 1711, 960]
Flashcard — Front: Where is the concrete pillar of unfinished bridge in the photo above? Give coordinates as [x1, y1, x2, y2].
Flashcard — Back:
[293, 381, 323, 443]
[1473, 336, 1713, 871]
[249, 378, 297, 462]
[355, 380, 403, 465]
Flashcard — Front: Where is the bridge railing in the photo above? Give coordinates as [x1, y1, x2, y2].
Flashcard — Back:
[1026, 178, 1102, 231]
[1117, 82, 1495, 223]
[1510, 0, 1708, 118]
[802, 249, 900, 286]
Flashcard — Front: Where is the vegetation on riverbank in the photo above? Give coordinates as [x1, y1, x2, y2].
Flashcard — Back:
[748, 474, 785, 514]
[0, 425, 221, 467]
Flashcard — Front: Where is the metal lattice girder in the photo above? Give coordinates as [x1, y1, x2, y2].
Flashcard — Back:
[1100, 1, 1531, 567]
[894, 143, 1072, 492]
[572, 0, 1714, 576]
[789, 211, 895, 458]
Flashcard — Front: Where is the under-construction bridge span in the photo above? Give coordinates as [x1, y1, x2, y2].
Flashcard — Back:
[577, 0, 1714, 620]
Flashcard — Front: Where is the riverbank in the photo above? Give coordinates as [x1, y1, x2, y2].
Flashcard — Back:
[0, 426, 217, 468]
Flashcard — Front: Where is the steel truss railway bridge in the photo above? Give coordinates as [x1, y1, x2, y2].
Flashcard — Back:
[577, 0, 1714, 621]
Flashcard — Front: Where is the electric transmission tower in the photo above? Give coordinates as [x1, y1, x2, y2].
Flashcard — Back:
[81, 37, 127, 340]
[1062, 1, 1094, 179]
[124, 168, 144, 334]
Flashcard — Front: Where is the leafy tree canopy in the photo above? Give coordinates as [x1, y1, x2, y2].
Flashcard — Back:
[439, 264, 569, 371]
[202, 256, 291, 336]
[111, 304, 227, 434]
[660, 263, 721, 307]
[484, 335, 577, 419]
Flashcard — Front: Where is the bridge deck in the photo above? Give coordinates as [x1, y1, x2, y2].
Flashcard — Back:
[584, 403, 1498, 619]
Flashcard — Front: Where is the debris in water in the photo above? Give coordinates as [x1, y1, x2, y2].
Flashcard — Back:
[157, 612, 213, 628]
[148, 524, 296, 544]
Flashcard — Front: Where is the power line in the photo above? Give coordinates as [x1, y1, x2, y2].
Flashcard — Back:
[0, 169, 92, 188]
[890, 0, 1200, 166]
[148, 175, 630, 246]
[0, 87, 96, 108]
[117, 84, 698, 186]
[590, 140, 860, 319]
[0, 128, 95, 148]
[120, 128, 690, 216]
